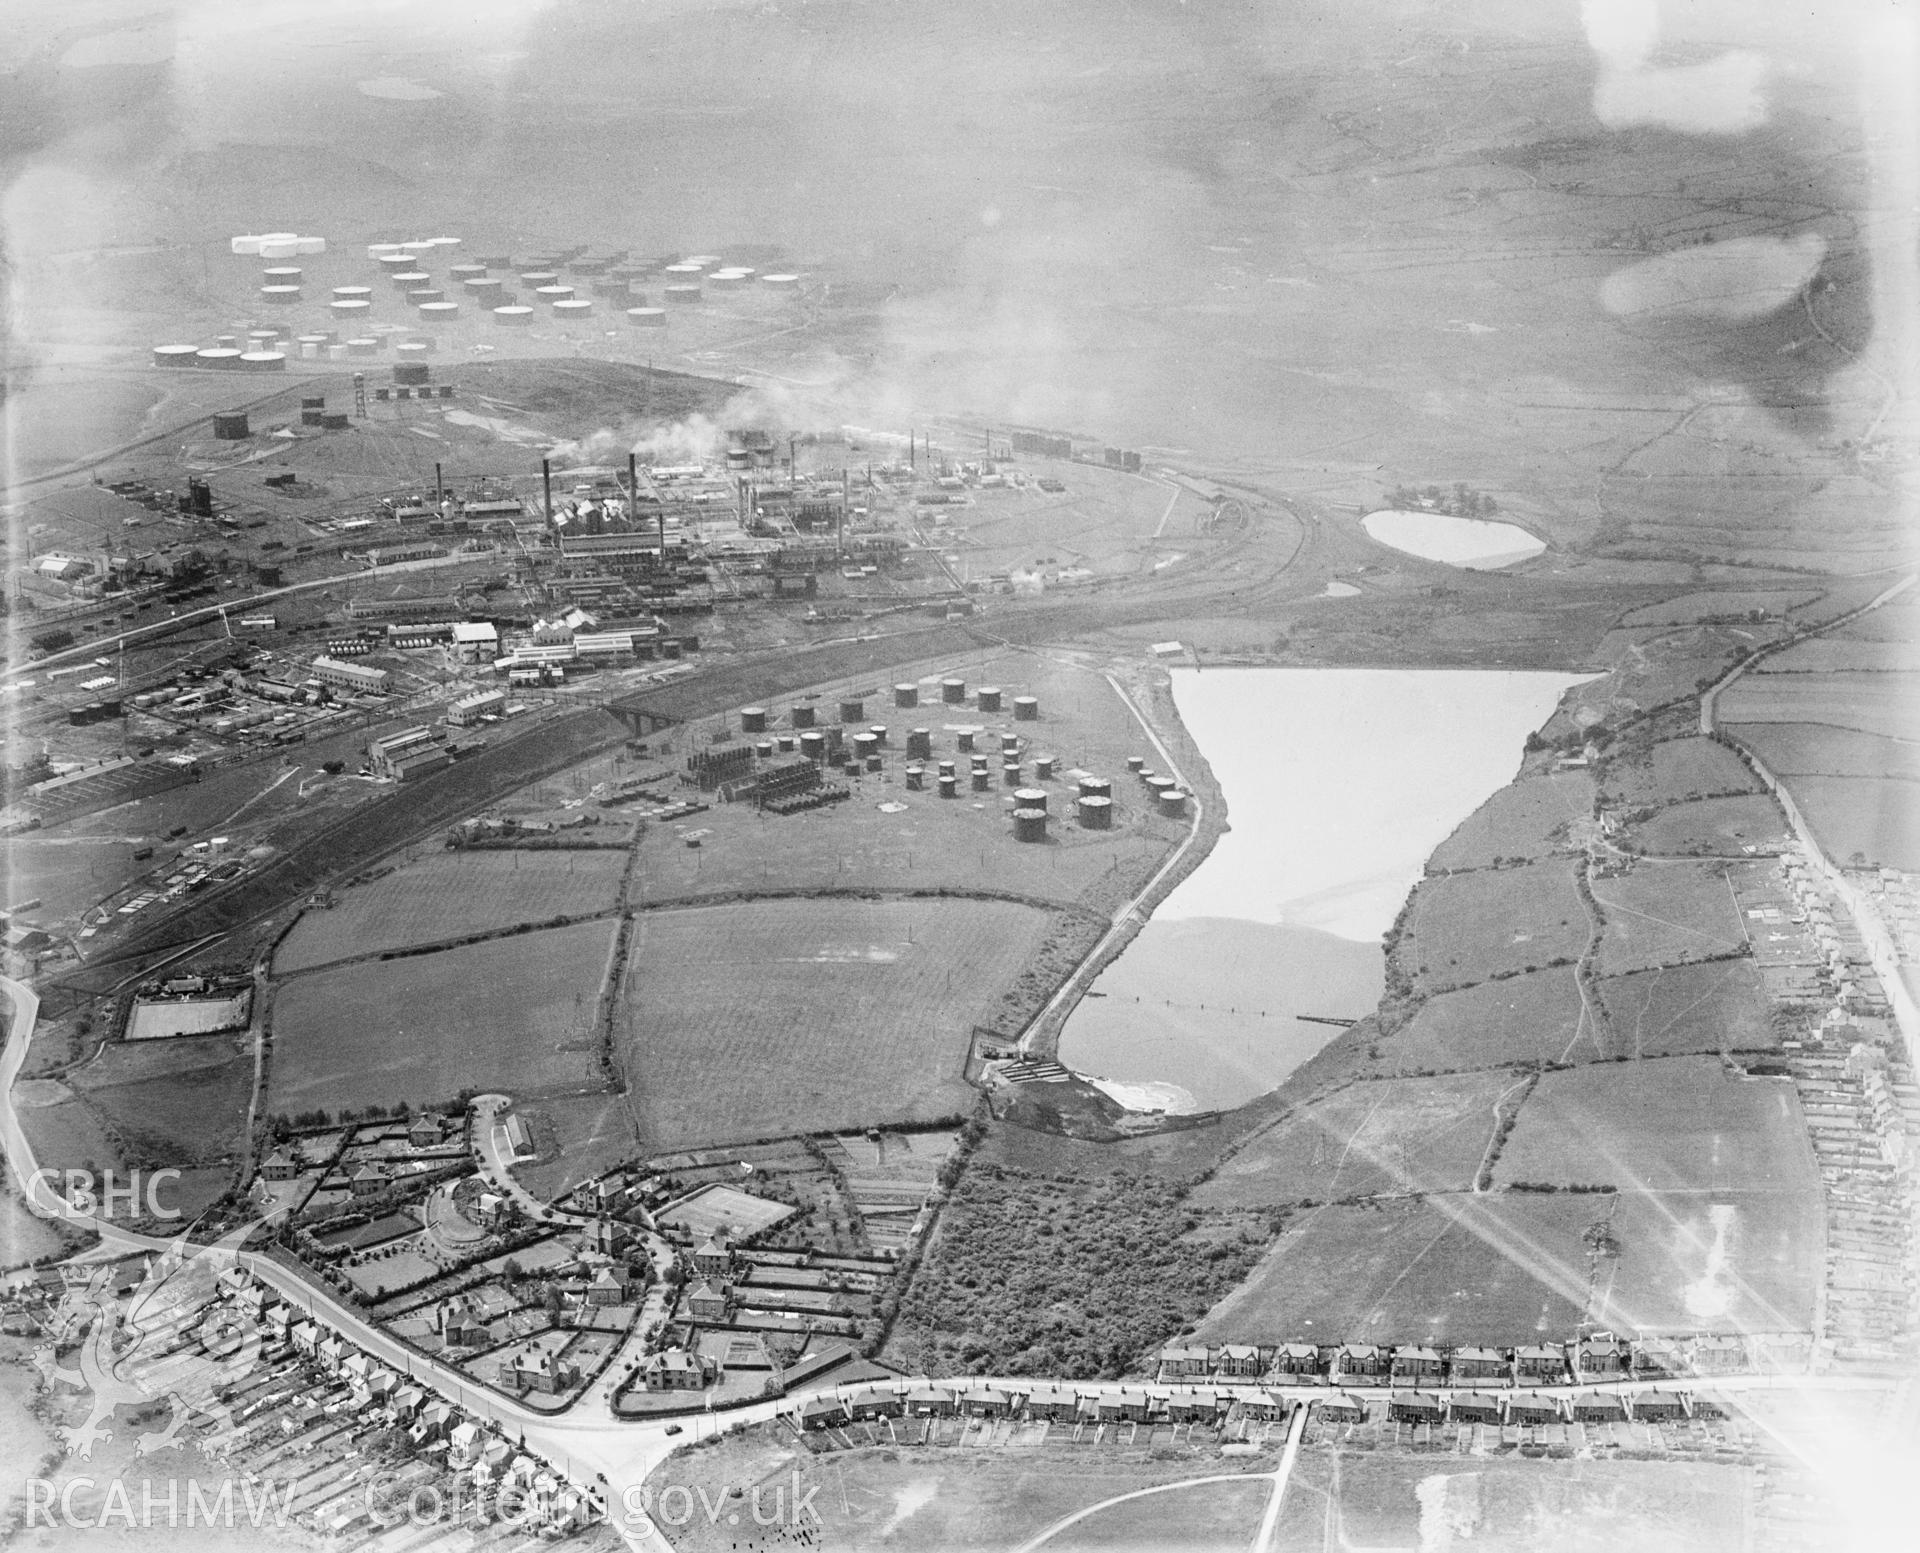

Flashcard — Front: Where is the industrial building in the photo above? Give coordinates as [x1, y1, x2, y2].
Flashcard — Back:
[368, 726, 451, 780]
[309, 655, 391, 694]
[447, 688, 507, 726]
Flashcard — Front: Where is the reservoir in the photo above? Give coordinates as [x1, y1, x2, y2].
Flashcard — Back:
[1361, 509, 1546, 569]
[1057, 666, 1588, 1112]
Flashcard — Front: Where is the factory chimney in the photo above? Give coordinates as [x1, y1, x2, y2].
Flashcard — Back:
[541, 458, 553, 525]
[434, 461, 443, 508]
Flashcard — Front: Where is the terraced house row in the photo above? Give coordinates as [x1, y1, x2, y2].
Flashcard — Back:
[1150, 1332, 1811, 1387]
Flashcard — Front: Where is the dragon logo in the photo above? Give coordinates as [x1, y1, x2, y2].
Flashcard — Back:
[34, 1218, 274, 1460]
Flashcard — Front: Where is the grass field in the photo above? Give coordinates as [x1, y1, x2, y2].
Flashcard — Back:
[0, 1197, 68, 1268]
[1374, 969, 1595, 1072]
[616, 897, 1051, 1150]
[510, 1090, 639, 1200]
[1626, 795, 1788, 857]
[1590, 862, 1752, 977]
[1600, 737, 1763, 807]
[1596, 961, 1778, 1059]
[275, 850, 628, 972]
[70, 1050, 254, 1166]
[1719, 672, 1920, 742]
[1755, 639, 1920, 673]
[1192, 1070, 1518, 1208]
[1192, 1194, 1593, 1347]
[1492, 1056, 1817, 1196]
[1397, 861, 1587, 995]
[1768, 774, 1920, 870]
[268, 917, 620, 1115]
[641, 1430, 1279, 1553]
[1617, 589, 1818, 627]
[1427, 772, 1593, 871]
[1274, 1449, 1752, 1553]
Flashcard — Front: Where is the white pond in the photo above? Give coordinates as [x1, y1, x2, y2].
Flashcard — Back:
[1056, 666, 1589, 1111]
[1361, 509, 1546, 569]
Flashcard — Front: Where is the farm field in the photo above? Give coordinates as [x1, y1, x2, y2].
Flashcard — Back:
[1617, 589, 1818, 627]
[1625, 795, 1788, 857]
[1754, 638, 1920, 673]
[268, 917, 620, 1116]
[1600, 737, 1763, 808]
[0, 1196, 68, 1268]
[1717, 672, 1920, 742]
[615, 897, 1051, 1150]
[274, 849, 629, 971]
[68, 1046, 254, 1165]
[1373, 969, 1595, 1073]
[1273, 1449, 1753, 1553]
[1768, 774, 1920, 870]
[1723, 722, 1920, 783]
[1192, 1193, 1594, 1347]
[1427, 771, 1593, 871]
[1396, 860, 1587, 995]
[1491, 1057, 1818, 1196]
[1833, 596, 1920, 642]
[1191, 1070, 1516, 1208]
[1589, 861, 1753, 977]
[1596, 961, 1778, 1060]
[641, 1429, 1279, 1553]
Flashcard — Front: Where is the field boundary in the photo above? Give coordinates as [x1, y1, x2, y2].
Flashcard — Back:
[271, 905, 629, 980]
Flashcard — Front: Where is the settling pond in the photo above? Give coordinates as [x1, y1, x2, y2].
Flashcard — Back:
[1056, 667, 1588, 1112]
[1361, 509, 1546, 569]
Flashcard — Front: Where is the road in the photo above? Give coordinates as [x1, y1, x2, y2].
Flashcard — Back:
[1018, 668, 1204, 1053]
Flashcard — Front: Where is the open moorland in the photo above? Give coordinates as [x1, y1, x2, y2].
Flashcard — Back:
[274, 849, 629, 972]
[1191, 1069, 1519, 1209]
[616, 897, 1053, 1151]
[268, 917, 621, 1116]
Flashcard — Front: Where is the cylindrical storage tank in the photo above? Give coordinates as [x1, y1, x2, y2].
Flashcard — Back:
[761, 273, 801, 289]
[518, 270, 558, 288]
[664, 284, 701, 304]
[551, 298, 594, 321]
[626, 306, 667, 327]
[261, 266, 302, 284]
[533, 284, 575, 304]
[391, 269, 431, 290]
[212, 412, 249, 440]
[448, 263, 487, 283]
[970, 753, 989, 771]
[1145, 775, 1176, 801]
[972, 770, 991, 792]
[894, 683, 918, 708]
[740, 707, 768, 734]
[664, 261, 706, 278]
[368, 243, 406, 260]
[463, 276, 507, 301]
[1077, 776, 1112, 799]
[195, 347, 242, 370]
[905, 765, 924, 790]
[790, 703, 816, 728]
[1014, 787, 1049, 812]
[1126, 755, 1146, 774]
[295, 236, 326, 255]
[977, 687, 1003, 712]
[259, 285, 301, 305]
[1000, 733, 1020, 753]
[493, 305, 534, 326]
[246, 328, 278, 346]
[239, 350, 287, 372]
[775, 734, 796, 755]
[1002, 762, 1022, 786]
[941, 678, 966, 703]
[939, 775, 958, 799]
[325, 343, 348, 362]
[708, 268, 749, 289]
[838, 698, 863, 723]
[418, 301, 460, 324]
[231, 235, 265, 255]
[1077, 795, 1113, 830]
[215, 335, 239, 349]
[300, 405, 325, 426]
[258, 238, 298, 259]
[153, 344, 199, 368]
[393, 360, 431, 386]
[843, 760, 862, 778]
[330, 299, 372, 321]
[1033, 755, 1056, 781]
[800, 731, 826, 762]
[321, 409, 349, 425]
[1158, 789, 1189, 817]
[853, 732, 879, 759]
[377, 253, 415, 273]
[407, 287, 445, 306]
[298, 340, 320, 359]
[346, 338, 379, 356]
[906, 729, 932, 758]
[956, 730, 975, 752]
[1013, 808, 1048, 843]
[753, 741, 774, 760]
[937, 760, 956, 778]
[332, 284, 374, 302]
[1013, 695, 1040, 721]
[867, 724, 888, 746]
